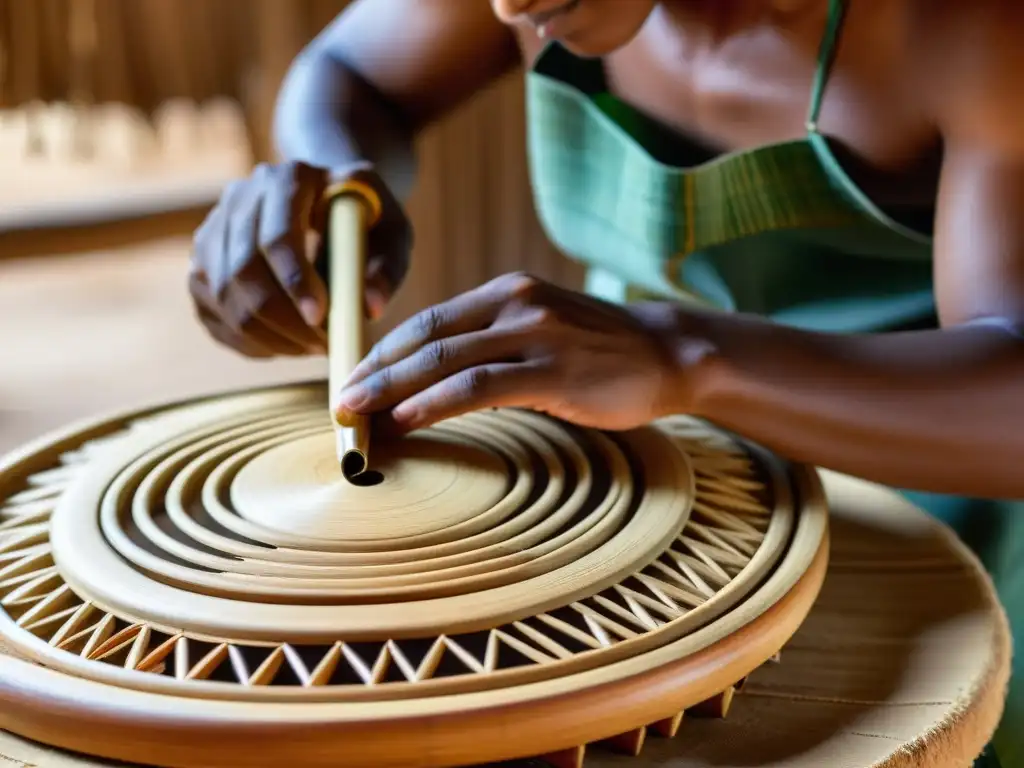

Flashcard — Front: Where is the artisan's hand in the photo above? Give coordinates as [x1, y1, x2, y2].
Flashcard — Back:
[337, 272, 703, 432]
[189, 161, 411, 358]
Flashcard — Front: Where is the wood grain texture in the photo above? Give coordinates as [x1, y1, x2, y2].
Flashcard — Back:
[0, 380, 828, 766]
[0, 472, 1011, 768]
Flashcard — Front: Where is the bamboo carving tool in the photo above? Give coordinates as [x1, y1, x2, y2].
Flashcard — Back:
[321, 179, 383, 482]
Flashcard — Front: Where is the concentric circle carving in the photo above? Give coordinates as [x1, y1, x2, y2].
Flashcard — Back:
[50, 386, 694, 639]
[0, 382, 828, 767]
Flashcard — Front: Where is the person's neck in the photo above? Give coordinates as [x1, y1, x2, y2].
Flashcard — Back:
[662, 0, 825, 37]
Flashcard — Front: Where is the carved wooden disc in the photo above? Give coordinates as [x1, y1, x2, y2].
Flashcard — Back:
[0, 382, 829, 767]
[231, 431, 512, 542]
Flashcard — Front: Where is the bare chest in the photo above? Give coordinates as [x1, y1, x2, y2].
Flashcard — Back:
[516, 3, 942, 208]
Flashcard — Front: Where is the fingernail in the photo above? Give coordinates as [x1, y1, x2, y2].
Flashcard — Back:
[299, 297, 322, 326]
[391, 402, 417, 424]
[337, 387, 368, 413]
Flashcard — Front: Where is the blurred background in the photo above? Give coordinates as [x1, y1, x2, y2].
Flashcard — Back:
[0, 0, 582, 454]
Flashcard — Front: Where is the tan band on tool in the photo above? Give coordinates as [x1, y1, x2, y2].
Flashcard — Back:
[320, 178, 383, 228]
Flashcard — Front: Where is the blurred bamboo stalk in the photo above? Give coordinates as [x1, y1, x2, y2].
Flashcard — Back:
[68, 0, 98, 157]
[0, 0, 581, 308]
[0, 0, 266, 160]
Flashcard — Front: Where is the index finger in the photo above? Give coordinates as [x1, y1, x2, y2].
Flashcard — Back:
[344, 284, 507, 388]
[389, 361, 549, 432]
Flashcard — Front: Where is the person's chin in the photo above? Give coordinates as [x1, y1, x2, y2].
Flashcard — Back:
[555, 30, 631, 58]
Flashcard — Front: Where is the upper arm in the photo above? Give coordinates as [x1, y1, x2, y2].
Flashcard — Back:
[305, 0, 521, 129]
[922, 1, 1024, 327]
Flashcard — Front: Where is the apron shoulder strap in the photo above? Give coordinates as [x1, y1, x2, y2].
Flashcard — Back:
[806, 0, 850, 133]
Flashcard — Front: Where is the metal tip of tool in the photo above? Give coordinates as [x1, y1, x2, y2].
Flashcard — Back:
[341, 449, 368, 482]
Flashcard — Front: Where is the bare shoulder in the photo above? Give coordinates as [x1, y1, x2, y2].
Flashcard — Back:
[908, 0, 1024, 149]
[306, 0, 521, 126]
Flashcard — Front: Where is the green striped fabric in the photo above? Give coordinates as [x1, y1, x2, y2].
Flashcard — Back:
[536, 85, 864, 257]
[525, 43, 933, 317]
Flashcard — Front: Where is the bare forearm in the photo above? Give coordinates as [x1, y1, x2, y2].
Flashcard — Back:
[273, 48, 417, 200]
[271, 0, 518, 199]
[682, 311, 1024, 497]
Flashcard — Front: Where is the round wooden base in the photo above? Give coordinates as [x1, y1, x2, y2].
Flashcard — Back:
[0, 382, 829, 767]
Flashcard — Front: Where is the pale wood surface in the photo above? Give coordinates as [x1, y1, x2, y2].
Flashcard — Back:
[0, 378, 826, 767]
[0, 472, 1009, 767]
[0, 241, 325, 457]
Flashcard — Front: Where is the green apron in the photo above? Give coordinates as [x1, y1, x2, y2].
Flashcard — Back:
[524, 1, 1020, 763]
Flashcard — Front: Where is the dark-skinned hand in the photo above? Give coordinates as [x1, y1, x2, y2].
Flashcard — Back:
[189, 161, 411, 358]
[336, 272, 700, 433]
